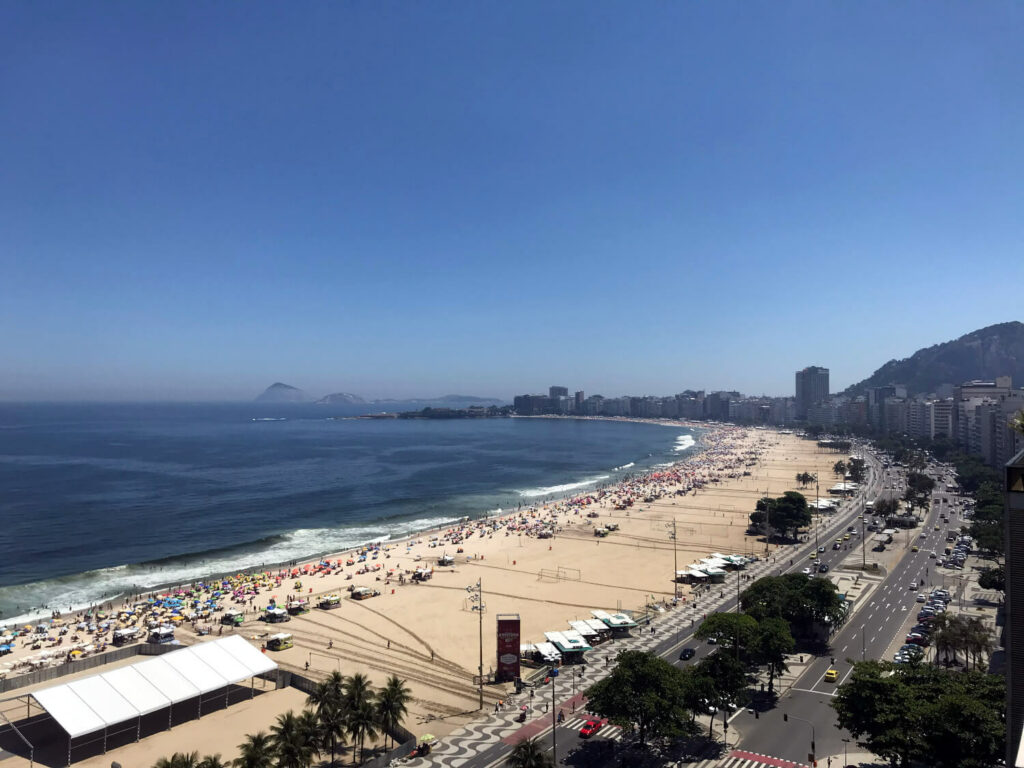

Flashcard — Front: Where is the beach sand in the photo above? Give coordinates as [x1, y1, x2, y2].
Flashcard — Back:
[0, 426, 847, 765]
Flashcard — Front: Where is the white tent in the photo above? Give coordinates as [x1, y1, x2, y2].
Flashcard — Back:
[28, 636, 278, 755]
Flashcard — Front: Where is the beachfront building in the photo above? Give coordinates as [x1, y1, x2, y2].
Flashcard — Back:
[590, 610, 638, 637]
[795, 365, 830, 419]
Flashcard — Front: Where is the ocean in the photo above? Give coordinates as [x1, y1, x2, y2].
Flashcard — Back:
[0, 403, 700, 625]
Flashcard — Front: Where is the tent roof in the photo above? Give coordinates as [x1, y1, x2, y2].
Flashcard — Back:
[31, 637, 277, 739]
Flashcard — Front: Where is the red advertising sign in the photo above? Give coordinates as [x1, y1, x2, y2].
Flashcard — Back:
[496, 614, 521, 683]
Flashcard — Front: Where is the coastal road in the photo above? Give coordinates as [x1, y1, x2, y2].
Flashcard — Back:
[731, 465, 961, 764]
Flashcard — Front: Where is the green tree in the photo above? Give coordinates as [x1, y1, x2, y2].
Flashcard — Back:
[832, 660, 920, 767]
[903, 472, 935, 519]
[832, 460, 847, 479]
[833, 660, 1005, 768]
[376, 675, 412, 751]
[153, 754, 200, 768]
[741, 574, 844, 639]
[504, 737, 554, 768]
[694, 651, 748, 741]
[198, 757, 228, 768]
[346, 700, 380, 765]
[751, 616, 795, 693]
[873, 497, 900, 519]
[847, 457, 867, 484]
[232, 732, 274, 768]
[270, 711, 314, 768]
[695, 612, 758, 660]
[978, 566, 1005, 592]
[585, 650, 693, 745]
[306, 672, 347, 764]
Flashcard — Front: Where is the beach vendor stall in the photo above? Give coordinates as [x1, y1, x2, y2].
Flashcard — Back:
[317, 594, 341, 610]
[286, 599, 309, 616]
[263, 607, 290, 624]
[147, 625, 175, 644]
[112, 627, 140, 647]
[266, 633, 293, 652]
[591, 609, 637, 637]
[220, 609, 244, 627]
[543, 630, 591, 663]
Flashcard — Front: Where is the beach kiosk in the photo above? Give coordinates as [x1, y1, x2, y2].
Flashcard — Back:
[286, 599, 309, 616]
[111, 627, 139, 647]
[147, 625, 175, 644]
[266, 633, 293, 651]
[220, 609, 244, 627]
[533, 641, 562, 665]
[351, 587, 378, 601]
[438, 553, 454, 566]
[591, 609, 637, 638]
[264, 606, 290, 624]
[544, 630, 592, 663]
[318, 594, 341, 610]
[568, 620, 604, 646]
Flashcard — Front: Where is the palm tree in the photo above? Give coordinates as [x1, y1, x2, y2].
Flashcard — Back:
[832, 460, 847, 479]
[316, 699, 348, 765]
[308, 671, 345, 713]
[964, 616, 993, 670]
[376, 675, 412, 751]
[343, 672, 373, 712]
[505, 738, 554, 768]
[198, 756, 228, 768]
[297, 709, 322, 761]
[270, 710, 315, 768]
[347, 700, 380, 765]
[232, 732, 274, 768]
[153, 753, 201, 768]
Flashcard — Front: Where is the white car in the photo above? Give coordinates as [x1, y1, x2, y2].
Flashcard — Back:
[909, 582, 918, 590]
[802, 567, 813, 575]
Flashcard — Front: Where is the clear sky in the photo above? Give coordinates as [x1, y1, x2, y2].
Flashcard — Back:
[2, 2, 1022, 401]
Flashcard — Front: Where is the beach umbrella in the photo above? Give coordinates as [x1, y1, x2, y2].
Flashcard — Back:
[419, 734, 436, 743]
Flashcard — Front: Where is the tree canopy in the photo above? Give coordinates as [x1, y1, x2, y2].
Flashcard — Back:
[740, 573, 845, 639]
[832, 660, 1004, 768]
[584, 650, 693, 745]
[751, 491, 811, 541]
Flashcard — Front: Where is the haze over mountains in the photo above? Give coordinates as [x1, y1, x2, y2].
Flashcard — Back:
[842, 321, 1024, 396]
[254, 383, 505, 412]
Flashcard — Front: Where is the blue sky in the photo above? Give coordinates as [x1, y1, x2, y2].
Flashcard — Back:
[2, 2, 1022, 401]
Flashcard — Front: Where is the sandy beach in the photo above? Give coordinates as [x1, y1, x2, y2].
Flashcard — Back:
[0, 424, 847, 764]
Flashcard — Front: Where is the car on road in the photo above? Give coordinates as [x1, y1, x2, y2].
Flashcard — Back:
[818, 563, 829, 573]
[679, 647, 695, 661]
[833, 542, 842, 550]
[579, 720, 602, 738]
[818, 546, 825, 553]
[934, 525, 940, 531]
[801, 567, 813, 575]
[916, 594, 926, 602]
[917, 611, 936, 622]
[824, 668, 838, 682]
[706, 636, 718, 644]
[929, 551, 937, 558]
[909, 581, 918, 590]
[911, 545, 919, 552]
[843, 534, 851, 541]
[906, 633, 929, 646]
[809, 552, 817, 560]
[920, 532, 927, 538]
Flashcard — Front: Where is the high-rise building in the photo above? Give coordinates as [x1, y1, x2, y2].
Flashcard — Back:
[795, 366, 830, 419]
[549, 386, 569, 399]
[1003, 448, 1024, 766]
[574, 391, 584, 411]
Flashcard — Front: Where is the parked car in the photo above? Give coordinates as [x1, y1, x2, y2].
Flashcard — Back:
[679, 647, 695, 661]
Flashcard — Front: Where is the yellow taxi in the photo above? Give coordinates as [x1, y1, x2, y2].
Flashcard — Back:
[809, 552, 817, 560]
[835, 538, 843, 545]
[911, 545, 919, 552]
[824, 668, 839, 683]
[934, 525, 940, 531]
[843, 534, 851, 541]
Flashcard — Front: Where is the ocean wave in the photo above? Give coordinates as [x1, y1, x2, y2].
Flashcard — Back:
[673, 434, 696, 452]
[251, 417, 287, 422]
[613, 462, 636, 471]
[517, 475, 611, 498]
[0, 514, 458, 627]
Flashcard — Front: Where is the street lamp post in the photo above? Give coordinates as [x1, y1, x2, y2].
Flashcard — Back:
[466, 580, 484, 710]
[861, 624, 866, 661]
[842, 737, 850, 767]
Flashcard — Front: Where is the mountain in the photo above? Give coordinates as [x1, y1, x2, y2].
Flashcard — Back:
[255, 382, 308, 403]
[315, 392, 367, 405]
[843, 321, 1024, 396]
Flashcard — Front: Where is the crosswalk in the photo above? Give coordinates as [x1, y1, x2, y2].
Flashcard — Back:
[685, 750, 808, 768]
[560, 715, 622, 740]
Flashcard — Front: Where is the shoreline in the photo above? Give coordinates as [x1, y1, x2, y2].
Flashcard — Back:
[0, 418, 704, 629]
